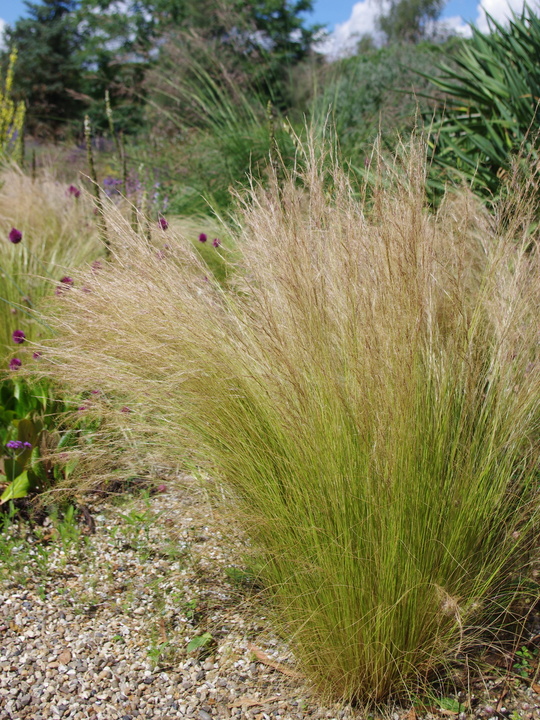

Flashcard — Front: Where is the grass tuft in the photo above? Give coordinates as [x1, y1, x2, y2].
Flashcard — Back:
[0, 165, 103, 358]
[38, 137, 540, 704]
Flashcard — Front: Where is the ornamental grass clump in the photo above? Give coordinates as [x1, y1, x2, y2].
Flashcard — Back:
[39, 140, 540, 705]
[0, 166, 102, 358]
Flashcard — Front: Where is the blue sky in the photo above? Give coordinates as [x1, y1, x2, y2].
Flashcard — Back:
[0, 0, 482, 28]
[0, 0, 533, 54]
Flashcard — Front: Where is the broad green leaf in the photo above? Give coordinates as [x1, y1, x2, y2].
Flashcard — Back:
[0, 471, 31, 503]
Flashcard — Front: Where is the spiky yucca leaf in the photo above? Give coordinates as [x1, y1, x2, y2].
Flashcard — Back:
[423, 6, 540, 194]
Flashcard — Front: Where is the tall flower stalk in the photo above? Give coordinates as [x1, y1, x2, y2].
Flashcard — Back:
[84, 115, 109, 255]
[0, 49, 25, 163]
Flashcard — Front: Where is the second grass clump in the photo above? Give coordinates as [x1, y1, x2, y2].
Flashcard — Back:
[40, 140, 540, 704]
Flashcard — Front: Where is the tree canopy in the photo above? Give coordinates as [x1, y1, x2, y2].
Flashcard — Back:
[376, 0, 446, 43]
[3, 0, 320, 135]
[4, 0, 84, 135]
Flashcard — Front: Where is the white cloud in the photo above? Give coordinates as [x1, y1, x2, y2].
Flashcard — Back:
[0, 19, 6, 51]
[318, 0, 540, 58]
[435, 15, 473, 37]
[475, 0, 539, 31]
[316, 0, 387, 57]
[316, 0, 470, 56]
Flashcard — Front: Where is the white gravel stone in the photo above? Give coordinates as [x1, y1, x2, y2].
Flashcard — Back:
[1, 477, 539, 720]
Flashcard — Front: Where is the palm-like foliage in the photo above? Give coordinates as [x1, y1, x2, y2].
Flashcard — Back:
[424, 6, 540, 195]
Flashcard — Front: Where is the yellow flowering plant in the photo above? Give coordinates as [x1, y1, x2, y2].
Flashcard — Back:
[0, 49, 25, 162]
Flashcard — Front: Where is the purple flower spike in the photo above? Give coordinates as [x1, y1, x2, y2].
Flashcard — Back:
[212, 238, 221, 248]
[159, 217, 168, 230]
[9, 228, 22, 244]
[121, 406, 131, 413]
[23, 442, 32, 449]
[91, 260, 102, 272]
[9, 358, 21, 370]
[67, 185, 81, 198]
[33, 351, 42, 360]
[77, 405, 88, 412]
[12, 329, 25, 344]
[198, 233, 207, 243]
[60, 276, 74, 285]
[6, 440, 23, 450]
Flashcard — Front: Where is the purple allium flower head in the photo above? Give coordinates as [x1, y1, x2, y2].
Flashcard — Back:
[212, 238, 221, 248]
[33, 351, 42, 360]
[159, 217, 168, 230]
[6, 440, 24, 450]
[157, 484, 167, 493]
[67, 184, 81, 198]
[90, 389, 101, 395]
[56, 276, 74, 294]
[91, 260, 102, 272]
[9, 228, 22, 244]
[121, 406, 131, 413]
[198, 233, 207, 243]
[77, 405, 88, 412]
[12, 329, 25, 344]
[9, 358, 21, 370]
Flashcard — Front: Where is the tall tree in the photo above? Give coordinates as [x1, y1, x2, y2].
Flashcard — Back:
[77, 0, 317, 61]
[4, 0, 85, 136]
[376, 0, 446, 43]
[77, 0, 320, 97]
[4, 0, 320, 135]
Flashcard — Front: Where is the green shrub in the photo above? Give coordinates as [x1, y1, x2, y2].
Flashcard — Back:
[312, 42, 449, 168]
[0, 377, 71, 504]
[39, 139, 540, 704]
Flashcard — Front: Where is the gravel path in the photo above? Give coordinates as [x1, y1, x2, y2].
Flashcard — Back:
[1, 477, 540, 720]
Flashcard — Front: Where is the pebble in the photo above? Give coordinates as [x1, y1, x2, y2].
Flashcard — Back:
[1, 478, 539, 720]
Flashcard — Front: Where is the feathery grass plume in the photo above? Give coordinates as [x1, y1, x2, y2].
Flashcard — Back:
[0, 165, 102, 356]
[38, 137, 540, 704]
